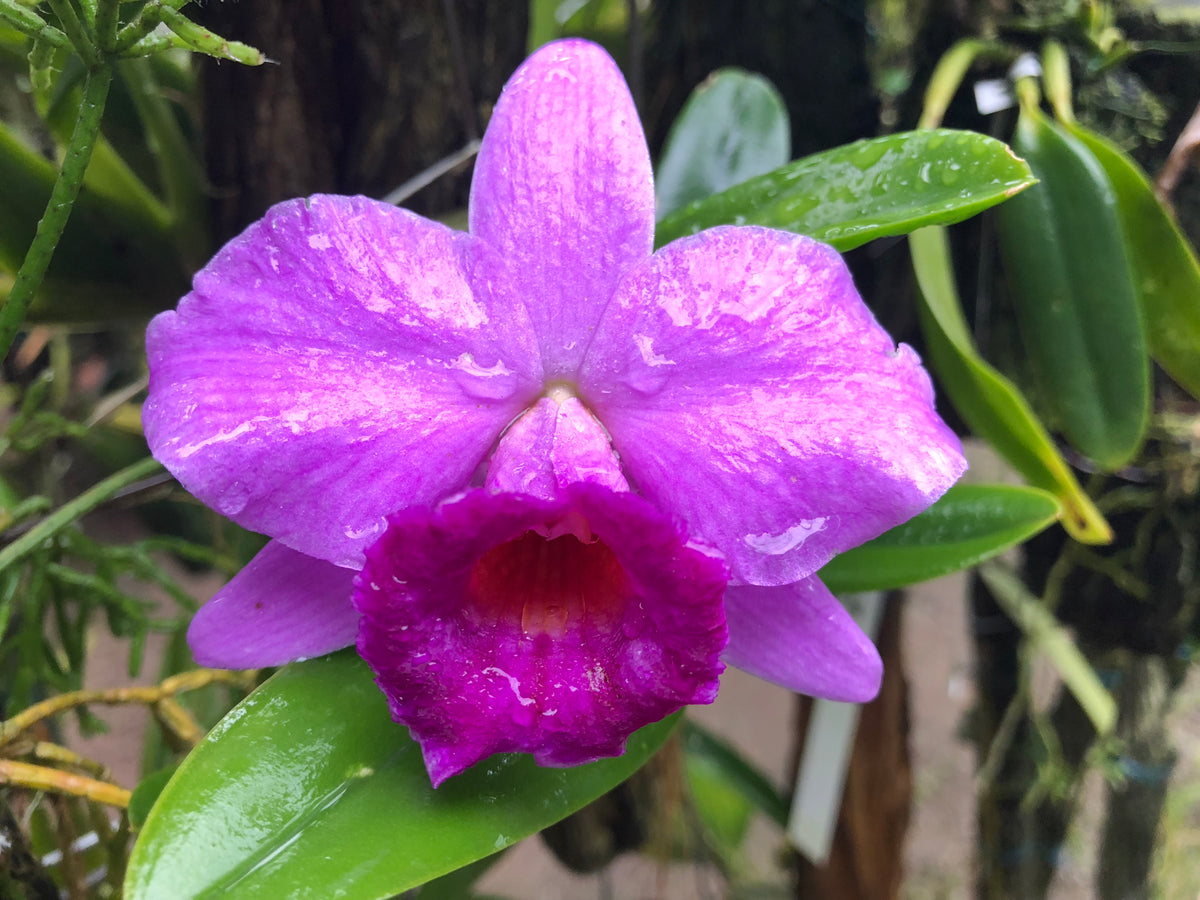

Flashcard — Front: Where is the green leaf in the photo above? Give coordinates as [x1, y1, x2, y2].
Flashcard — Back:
[0, 121, 189, 322]
[127, 765, 177, 830]
[1065, 122, 1200, 400]
[910, 226, 1112, 544]
[655, 128, 1034, 251]
[527, 0, 562, 51]
[413, 852, 505, 900]
[125, 650, 678, 900]
[682, 721, 787, 830]
[996, 102, 1150, 470]
[819, 484, 1061, 593]
[655, 68, 790, 220]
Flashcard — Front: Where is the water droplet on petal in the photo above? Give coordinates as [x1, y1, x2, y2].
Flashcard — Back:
[744, 518, 828, 555]
[451, 352, 519, 401]
[343, 518, 385, 542]
[620, 368, 670, 396]
[216, 482, 251, 516]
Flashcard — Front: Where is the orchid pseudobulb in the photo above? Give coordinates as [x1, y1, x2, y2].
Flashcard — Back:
[144, 39, 966, 786]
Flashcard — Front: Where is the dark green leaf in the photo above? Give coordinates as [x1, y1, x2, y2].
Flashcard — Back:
[127, 766, 177, 830]
[996, 105, 1150, 470]
[0, 122, 188, 322]
[819, 484, 1061, 593]
[1066, 123, 1200, 400]
[655, 129, 1034, 250]
[682, 722, 787, 830]
[655, 68, 790, 219]
[125, 650, 678, 900]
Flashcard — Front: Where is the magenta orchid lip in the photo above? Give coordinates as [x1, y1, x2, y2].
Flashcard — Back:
[144, 38, 965, 785]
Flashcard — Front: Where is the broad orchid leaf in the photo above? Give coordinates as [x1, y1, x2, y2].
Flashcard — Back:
[910, 226, 1111, 544]
[655, 128, 1034, 250]
[1065, 122, 1200, 400]
[819, 484, 1062, 593]
[125, 650, 679, 900]
[996, 104, 1150, 470]
[655, 68, 790, 220]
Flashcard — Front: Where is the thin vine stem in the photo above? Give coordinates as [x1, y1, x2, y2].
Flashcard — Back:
[0, 0, 70, 48]
[0, 758, 131, 807]
[0, 456, 162, 573]
[44, 0, 98, 66]
[94, 0, 120, 52]
[0, 65, 112, 360]
[0, 668, 255, 746]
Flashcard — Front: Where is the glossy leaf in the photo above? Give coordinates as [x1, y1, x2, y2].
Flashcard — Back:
[655, 128, 1034, 250]
[655, 68, 790, 220]
[1066, 122, 1200, 400]
[819, 484, 1061, 593]
[125, 650, 678, 900]
[910, 225, 1112, 544]
[996, 103, 1150, 470]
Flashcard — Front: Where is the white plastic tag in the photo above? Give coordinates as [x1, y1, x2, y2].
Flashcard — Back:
[975, 79, 1015, 115]
[787, 591, 886, 864]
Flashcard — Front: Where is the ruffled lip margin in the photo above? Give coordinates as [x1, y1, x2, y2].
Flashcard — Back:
[353, 482, 730, 786]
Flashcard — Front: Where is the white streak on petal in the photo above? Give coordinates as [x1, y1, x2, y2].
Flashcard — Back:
[175, 422, 255, 458]
[483, 667, 536, 706]
[633, 333, 674, 367]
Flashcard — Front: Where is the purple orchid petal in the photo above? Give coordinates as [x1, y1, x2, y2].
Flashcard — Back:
[188, 541, 358, 668]
[354, 483, 728, 786]
[722, 577, 881, 702]
[580, 226, 967, 586]
[470, 39, 654, 378]
[145, 195, 542, 567]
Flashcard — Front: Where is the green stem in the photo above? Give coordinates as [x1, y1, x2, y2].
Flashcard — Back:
[0, 65, 111, 360]
[44, 0, 99, 67]
[0, 456, 163, 573]
[77, 0, 98, 27]
[112, 0, 190, 51]
[0, 0, 70, 48]
[156, 3, 265, 65]
[94, 0, 120, 51]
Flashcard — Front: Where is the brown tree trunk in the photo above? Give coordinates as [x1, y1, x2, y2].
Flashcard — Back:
[194, 1, 529, 240]
[794, 596, 912, 900]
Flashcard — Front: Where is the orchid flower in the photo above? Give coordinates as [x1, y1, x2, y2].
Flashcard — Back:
[144, 39, 966, 786]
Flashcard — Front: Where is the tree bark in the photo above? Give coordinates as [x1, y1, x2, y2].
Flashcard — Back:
[194, 0, 528, 240]
[794, 596, 912, 900]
